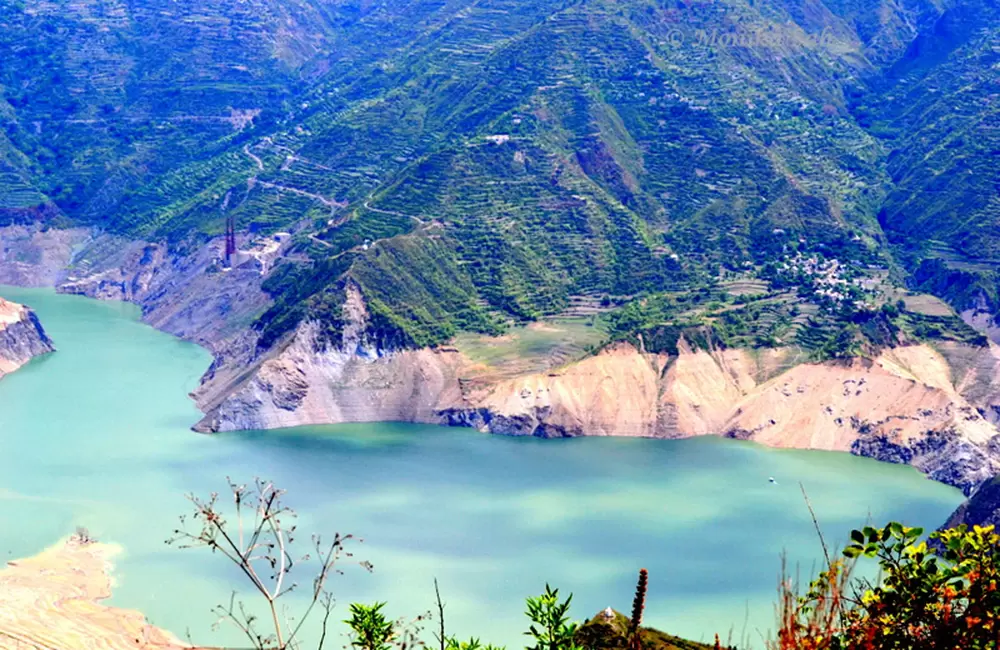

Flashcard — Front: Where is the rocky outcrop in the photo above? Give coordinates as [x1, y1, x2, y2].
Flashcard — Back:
[941, 474, 1000, 531]
[441, 345, 665, 438]
[462, 343, 1000, 493]
[57, 233, 273, 349]
[442, 344, 800, 439]
[960, 293, 1000, 344]
[193, 282, 468, 431]
[0, 298, 53, 380]
[0, 224, 89, 287]
[575, 608, 715, 650]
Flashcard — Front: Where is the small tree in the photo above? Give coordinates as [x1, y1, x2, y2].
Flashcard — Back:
[346, 603, 395, 650]
[167, 477, 368, 649]
[525, 585, 582, 650]
[74, 526, 94, 544]
[344, 601, 431, 650]
[445, 637, 505, 650]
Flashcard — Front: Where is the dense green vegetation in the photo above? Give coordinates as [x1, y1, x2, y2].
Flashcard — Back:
[343, 584, 721, 650]
[1, 0, 996, 355]
[778, 522, 1000, 649]
[601, 269, 987, 361]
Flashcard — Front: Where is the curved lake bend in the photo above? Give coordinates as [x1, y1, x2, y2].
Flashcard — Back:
[0, 286, 964, 648]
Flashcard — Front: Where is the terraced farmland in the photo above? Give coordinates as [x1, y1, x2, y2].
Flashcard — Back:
[452, 317, 607, 378]
[1, 0, 997, 359]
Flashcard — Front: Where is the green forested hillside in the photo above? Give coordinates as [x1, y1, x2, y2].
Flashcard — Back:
[0, 0, 996, 355]
[868, 0, 1000, 312]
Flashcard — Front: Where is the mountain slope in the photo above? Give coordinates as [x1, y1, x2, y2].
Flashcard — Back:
[2, 0, 1000, 490]
[866, 0, 1000, 310]
[2, 0, 911, 347]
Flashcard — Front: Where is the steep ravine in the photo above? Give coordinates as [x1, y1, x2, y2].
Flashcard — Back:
[0, 224, 274, 350]
[0, 297, 53, 380]
[5, 225, 1000, 495]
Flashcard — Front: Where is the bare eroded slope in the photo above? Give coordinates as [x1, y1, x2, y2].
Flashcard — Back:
[0, 297, 52, 380]
[0, 535, 197, 650]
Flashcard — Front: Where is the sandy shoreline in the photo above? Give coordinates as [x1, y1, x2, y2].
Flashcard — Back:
[0, 533, 200, 650]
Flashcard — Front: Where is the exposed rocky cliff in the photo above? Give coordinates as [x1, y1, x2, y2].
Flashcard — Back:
[192, 283, 1000, 494]
[941, 475, 1000, 531]
[457, 342, 1000, 494]
[0, 297, 53, 380]
[0, 223, 274, 351]
[0, 224, 89, 287]
[192, 281, 469, 431]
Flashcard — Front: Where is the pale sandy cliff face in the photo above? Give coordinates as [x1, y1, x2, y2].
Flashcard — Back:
[442, 342, 1000, 493]
[0, 535, 198, 649]
[0, 298, 53, 380]
[192, 282, 469, 431]
[194, 288, 1000, 494]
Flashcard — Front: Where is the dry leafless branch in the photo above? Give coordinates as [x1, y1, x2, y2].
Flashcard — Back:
[167, 477, 367, 650]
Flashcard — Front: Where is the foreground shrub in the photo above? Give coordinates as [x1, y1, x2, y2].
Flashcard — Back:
[775, 522, 1000, 649]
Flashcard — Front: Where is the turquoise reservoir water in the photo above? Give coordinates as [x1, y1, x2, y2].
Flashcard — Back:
[0, 286, 964, 648]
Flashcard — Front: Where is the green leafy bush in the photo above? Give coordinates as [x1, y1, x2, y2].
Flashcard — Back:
[525, 585, 583, 650]
[777, 523, 1000, 649]
[346, 602, 396, 650]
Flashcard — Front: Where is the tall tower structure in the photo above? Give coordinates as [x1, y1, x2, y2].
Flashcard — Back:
[225, 213, 237, 265]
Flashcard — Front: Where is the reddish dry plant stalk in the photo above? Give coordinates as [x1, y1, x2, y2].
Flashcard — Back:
[770, 554, 854, 650]
[628, 568, 649, 650]
[714, 633, 722, 650]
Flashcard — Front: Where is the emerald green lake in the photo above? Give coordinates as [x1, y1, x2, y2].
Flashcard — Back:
[0, 286, 965, 648]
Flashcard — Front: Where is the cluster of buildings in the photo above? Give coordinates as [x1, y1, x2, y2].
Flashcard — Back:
[777, 253, 875, 311]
